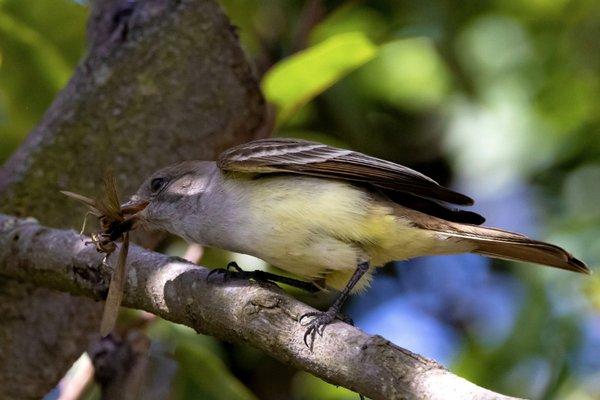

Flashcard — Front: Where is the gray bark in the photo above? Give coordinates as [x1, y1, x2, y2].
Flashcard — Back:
[0, 214, 524, 400]
[0, 0, 265, 397]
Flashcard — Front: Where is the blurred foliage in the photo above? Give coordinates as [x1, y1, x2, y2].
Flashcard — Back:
[0, 0, 87, 162]
[150, 322, 259, 400]
[2, 0, 599, 400]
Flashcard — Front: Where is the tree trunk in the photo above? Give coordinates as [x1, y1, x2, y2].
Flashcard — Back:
[0, 0, 265, 397]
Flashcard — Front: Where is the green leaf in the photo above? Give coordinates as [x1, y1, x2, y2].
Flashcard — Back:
[262, 32, 377, 126]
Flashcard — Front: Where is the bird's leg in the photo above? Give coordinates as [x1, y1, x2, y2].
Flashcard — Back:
[207, 262, 321, 293]
[299, 261, 370, 350]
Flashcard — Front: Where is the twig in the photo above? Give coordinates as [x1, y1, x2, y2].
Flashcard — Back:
[56, 354, 95, 400]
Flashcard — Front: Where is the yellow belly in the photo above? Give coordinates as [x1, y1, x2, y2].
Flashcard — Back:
[229, 175, 470, 290]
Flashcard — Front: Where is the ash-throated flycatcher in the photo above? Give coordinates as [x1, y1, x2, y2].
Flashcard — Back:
[122, 138, 589, 347]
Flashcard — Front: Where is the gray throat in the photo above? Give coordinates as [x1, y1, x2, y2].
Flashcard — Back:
[176, 166, 251, 254]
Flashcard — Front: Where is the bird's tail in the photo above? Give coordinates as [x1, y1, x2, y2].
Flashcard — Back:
[438, 225, 590, 274]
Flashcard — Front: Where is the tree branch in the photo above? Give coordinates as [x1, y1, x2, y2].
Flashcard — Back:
[0, 214, 523, 400]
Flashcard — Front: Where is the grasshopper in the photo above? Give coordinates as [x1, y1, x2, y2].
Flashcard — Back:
[62, 171, 148, 336]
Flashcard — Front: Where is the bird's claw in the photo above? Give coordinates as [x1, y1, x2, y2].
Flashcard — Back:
[206, 262, 243, 282]
[299, 310, 338, 350]
[225, 261, 243, 272]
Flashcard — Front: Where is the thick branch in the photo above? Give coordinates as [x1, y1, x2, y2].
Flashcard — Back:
[0, 214, 522, 400]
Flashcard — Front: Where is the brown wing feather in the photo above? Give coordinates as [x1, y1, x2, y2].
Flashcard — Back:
[218, 138, 474, 206]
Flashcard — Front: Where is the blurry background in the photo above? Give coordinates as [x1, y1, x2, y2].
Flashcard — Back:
[1, 0, 599, 399]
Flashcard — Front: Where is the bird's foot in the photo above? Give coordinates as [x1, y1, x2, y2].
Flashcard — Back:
[207, 262, 256, 282]
[207, 262, 281, 291]
[207, 262, 320, 293]
[299, 309, 353, 350]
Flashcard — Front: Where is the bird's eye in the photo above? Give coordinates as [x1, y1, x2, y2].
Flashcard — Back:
[150, 177, 166, 193]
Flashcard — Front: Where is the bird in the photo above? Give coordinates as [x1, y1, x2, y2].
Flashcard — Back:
[121, 138, 589, 348]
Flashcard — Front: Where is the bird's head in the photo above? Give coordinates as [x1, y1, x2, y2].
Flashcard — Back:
[121, 160, 217, 234]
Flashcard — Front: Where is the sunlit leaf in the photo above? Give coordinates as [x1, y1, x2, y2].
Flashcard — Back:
[262, 32, 377, 126]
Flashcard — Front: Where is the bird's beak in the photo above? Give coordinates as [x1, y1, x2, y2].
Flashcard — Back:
[120, 196, 149, 215]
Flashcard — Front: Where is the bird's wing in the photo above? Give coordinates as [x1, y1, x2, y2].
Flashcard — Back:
[217, 138, 474, 206]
